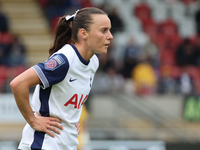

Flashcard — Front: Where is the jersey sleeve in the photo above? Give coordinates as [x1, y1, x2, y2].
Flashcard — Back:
[32, 53, 69, 89]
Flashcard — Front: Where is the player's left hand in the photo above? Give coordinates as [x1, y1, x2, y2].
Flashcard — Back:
[75, 122, 81, 135]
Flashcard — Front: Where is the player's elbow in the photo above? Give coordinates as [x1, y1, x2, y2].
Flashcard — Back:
[10, 79, 18, 92]
[10, 78, 22, 93]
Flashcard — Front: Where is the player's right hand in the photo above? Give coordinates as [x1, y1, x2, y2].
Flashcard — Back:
[30, 113, 63, 138]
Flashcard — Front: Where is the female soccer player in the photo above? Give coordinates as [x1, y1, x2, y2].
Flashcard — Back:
[10, 7, 113, 150]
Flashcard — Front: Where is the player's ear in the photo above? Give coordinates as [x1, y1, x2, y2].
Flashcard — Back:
[79, 28, 88, 40]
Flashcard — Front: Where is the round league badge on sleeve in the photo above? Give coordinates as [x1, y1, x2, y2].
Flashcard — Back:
[46, 59, 57, 69]
[44, 54, 65, 71]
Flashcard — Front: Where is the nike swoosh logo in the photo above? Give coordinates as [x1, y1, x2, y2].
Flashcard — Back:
[69, 78, 77, 82]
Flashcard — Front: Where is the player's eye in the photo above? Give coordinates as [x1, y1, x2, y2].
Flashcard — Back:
[102, 28, 107, 33]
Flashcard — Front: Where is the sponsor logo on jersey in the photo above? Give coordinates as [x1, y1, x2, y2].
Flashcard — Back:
[64, 94, 88, 109]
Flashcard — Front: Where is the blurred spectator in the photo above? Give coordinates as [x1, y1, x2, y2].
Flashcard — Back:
[175, 38, 200, 67]
[180, 72, 193, 95]
[157, 65, 180, 94]
[104, 66, 125, 93]
[97, 54, 112, 72]
[174, 38, 200, 95]
[141, 36, 160, 69]
[7, 36, 27, 67]
[92, 66, 125, 94]
[195, 4, 200, 35]
[0, 32, 14, 66]
[193, 35, 200, 67]
[131, 62, 157, 96]
[0, 46, 5, 65]
[0, 9, 9, 32]
[108, 7, 124, 34]
[120, 37, 142, 78]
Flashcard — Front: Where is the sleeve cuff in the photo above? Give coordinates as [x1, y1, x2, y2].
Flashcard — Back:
[32, 65, 50, 89]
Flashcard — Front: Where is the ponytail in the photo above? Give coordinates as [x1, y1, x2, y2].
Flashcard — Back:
[49, 16, 73, 57]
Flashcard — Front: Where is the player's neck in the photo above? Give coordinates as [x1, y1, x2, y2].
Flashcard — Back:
[74, 43, 94, 62]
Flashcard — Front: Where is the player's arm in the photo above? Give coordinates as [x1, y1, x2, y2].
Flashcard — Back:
[10, 68, 63, 137]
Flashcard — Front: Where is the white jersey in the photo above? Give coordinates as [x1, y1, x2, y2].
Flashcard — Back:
[18, 44, 99, 150]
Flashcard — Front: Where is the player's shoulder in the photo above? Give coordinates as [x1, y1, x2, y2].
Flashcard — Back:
[90, 54, 99, 69]
[54, 44, 75, 62]
[91, 54, 99, 63]
[57, 44, 74, 56]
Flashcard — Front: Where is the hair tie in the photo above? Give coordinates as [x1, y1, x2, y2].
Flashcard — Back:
[65, 10, 79, 21]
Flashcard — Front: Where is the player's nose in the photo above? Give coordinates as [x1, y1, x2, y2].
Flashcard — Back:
[107, 30, 113, 40]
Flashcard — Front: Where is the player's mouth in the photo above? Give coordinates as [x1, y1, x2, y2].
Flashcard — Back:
[104, 43, 110, 47]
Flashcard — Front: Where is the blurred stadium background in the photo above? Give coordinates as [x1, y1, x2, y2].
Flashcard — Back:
[0, 0, 200, 149]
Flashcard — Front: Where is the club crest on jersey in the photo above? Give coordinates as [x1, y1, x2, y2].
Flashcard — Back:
[45, 54, 65, 71]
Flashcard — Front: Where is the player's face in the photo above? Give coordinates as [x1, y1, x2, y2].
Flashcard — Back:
[86, 14, 113, 54]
